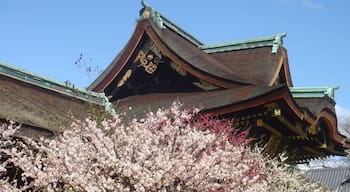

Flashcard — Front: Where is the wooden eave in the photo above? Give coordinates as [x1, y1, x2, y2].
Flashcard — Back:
[114, 85, 285, 118]
[88, 21, 146, 92]
[267, 47, 293, 87]
[113, 84, 297, 126]
[279, 47, 293, 87]
[113, 83, 348, 155]
[205, 85, 349, 150]
[113, 83, 346, 149]
[317, 109, 350, 148]
[88, 18, 250, 93]
[291, 87, 348, 148]
[206, 84, 298, 117]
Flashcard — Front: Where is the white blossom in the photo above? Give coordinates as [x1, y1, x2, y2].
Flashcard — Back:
[0, 102, 330, 191]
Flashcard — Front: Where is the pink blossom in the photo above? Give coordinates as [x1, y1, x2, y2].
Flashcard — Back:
[0, 102, 329, 191]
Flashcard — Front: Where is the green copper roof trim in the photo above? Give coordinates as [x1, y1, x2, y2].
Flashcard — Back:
[161, 16, 203, 46]
[201, 33, 287, 54]
[141, 0, 165, 30]
[0, 62, 110, 106]
[290, 86, 339, 100]
[140, 0, 203, 46]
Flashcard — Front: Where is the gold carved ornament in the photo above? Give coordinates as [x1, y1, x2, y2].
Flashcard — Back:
[116, 41, 162, 88]
[117, 69, 132, 87]
[133, 41, 162, 74]
[307, 125, 317, 135]
[193, 80, 220, 91]
[170, 62, 187, 76]
[170, 62, 219, 91]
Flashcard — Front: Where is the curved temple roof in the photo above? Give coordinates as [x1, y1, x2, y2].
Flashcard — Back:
[87, 2, 349, 160]
[89, 3, 292, 92]
[0, 1, 347, 161]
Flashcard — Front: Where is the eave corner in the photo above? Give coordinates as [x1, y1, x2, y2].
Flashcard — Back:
[272, 33, 287, 53]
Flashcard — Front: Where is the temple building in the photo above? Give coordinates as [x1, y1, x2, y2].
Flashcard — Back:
[1, 2, 349, 163]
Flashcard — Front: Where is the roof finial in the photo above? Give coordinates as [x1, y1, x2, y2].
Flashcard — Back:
[140, 0, 150, 19]
[141, 0, 148, 8]
[139, 0, 165, 29]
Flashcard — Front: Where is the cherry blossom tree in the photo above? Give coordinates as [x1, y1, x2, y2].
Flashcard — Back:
[1, 102, 329, 191]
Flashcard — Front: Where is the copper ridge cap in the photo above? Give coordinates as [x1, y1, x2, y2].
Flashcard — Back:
[200, 33, 287, 53]
[290, 86, 339, 100]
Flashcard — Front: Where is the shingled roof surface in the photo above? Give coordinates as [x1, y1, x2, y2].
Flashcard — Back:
[295, 97, 336, 117]
[149, 20, 248, 84]
[114, 85, 285, 119]
[0, 74, 89, 132]
[0, 62, 106, 132]
[304, 168, 350, 192]
[208, 46, 282, 85]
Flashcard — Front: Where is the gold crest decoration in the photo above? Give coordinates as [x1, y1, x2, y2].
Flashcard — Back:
[133, 40, 162, 74]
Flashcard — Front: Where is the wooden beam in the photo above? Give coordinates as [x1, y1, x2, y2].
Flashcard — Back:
[256, 119, 282, 137]
[303, 146, 325, 157]
[273, 110, 306, 136]
[263, 134, 282, 155]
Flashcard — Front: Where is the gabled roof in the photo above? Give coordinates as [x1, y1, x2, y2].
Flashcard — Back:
[139, 1, 292, 87]
[89, 3, 293, 92]
[88, 18, 250, 93]
[86, 1, 348, 159]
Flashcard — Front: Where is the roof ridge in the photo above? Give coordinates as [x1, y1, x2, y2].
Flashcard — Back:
[290, 86, 339, 100]
[307, 167, 350, 171]
[140, 0, 203, 46]
[0, 62, 106, 105]
[200, 33, 287, 53]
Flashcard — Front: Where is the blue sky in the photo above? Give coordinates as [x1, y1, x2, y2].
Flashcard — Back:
[1, 0, 349, 111]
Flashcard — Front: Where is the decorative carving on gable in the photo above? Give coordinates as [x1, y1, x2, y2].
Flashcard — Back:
[170, 61, 219, 91]
[133, 40, 162, 74]
[307, 125, 317, 135]
[193, 80, 220, 91]
[117, 69, 132, 87]
[170, 62, 187, 76]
